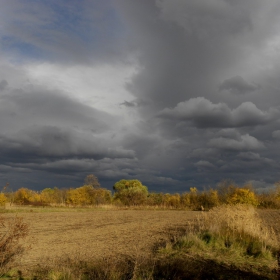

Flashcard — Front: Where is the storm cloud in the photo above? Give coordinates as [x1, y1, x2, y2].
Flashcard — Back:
[0, 0, 280, 191]
[158, 97, 278, 128]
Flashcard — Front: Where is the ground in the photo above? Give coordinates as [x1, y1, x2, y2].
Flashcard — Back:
[2, 208, 280, 272]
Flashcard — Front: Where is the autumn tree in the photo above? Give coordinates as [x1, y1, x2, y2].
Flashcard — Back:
[66, 186, 92, 206]
[113, 179, 148, 206]
[198, 189, 219, 210]
[226, 187, 258, 206]
[258, 181, 280, 208]
[147, 192, 164, 206]
[13, 188, 40, 205]
[66, 185, 111, 206]
[40, 187, 65, 204]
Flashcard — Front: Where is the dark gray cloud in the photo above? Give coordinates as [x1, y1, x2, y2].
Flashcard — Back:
[157, 97, 279, 128]
[219, 76, 260, 94]
[1, 0, 280, 191]
[115, 0, 277, 115]
[0, 86, 113, 134]
[0, 80, 137, 189]
[272, 130, 280, 140]
[0, 125, 135, 160]
[208, 133, 265, 151]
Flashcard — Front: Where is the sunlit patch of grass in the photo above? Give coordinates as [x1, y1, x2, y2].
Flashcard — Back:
[0, 205, 119, 214]
[157, 205, 278, 279]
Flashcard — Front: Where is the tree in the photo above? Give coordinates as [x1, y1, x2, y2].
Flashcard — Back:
[65, 185, 112, 206]
[226, 188, 258, 206]
[84, 174, 100, 188]
[113, 179, 148, 206]
[147, 192, 164, 206]
[14, 188, 33, 205]
[66, 186, 91, 206]
[41, 187, 64, 204]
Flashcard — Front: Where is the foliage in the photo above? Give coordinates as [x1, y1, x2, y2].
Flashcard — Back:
[6, 178, 280, 210]
[113, 179, 148, 206]
[13, 188, 40, 205]
[162, 193, 181, 208]
[147, 192, 164, 206]
[197, 189, 220, 210]
[0, 193, 7, 206]
[227, 187, 258, 206]
[40, 187, 66, 204]
[66, 186, 111, 206]
[258, 185, 280, 209]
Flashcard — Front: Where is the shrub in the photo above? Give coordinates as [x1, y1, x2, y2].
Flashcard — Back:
[0, 216, 28, 276]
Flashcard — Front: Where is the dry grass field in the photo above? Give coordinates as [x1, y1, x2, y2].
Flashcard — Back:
[258, 209, 280, 241]
[3, 209, 198, 270]
[1, 207, 279, 279]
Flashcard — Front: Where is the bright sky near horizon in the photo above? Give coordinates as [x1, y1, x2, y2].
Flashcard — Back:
[1, 0, 280, 192]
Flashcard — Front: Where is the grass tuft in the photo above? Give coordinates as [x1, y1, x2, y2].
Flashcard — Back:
[157, 204, 279, 279]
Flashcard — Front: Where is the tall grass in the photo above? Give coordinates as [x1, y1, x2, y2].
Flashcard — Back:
[159, 204, 279, 279]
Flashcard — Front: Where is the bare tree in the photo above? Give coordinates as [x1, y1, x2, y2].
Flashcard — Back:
[84, 174, 100, 189]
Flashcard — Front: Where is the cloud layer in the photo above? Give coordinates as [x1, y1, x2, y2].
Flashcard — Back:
[0, 0, 280, 191]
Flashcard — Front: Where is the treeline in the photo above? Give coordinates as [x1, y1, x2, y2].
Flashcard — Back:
[1, 177, 280, 209]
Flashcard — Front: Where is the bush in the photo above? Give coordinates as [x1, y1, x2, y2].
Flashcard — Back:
[0, 216, 28, 276]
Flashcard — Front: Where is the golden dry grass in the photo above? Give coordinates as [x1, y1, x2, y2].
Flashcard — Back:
[1, 207, 279, 279]
[2, 209, 198, 271]
[198, 204, 278, 247]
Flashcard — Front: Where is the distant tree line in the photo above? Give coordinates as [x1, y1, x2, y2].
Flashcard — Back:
[1, 176, 280, 209]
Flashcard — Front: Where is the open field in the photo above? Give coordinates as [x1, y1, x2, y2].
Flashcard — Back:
[1, 207, 280, 278]
[4, 209, 198, 270]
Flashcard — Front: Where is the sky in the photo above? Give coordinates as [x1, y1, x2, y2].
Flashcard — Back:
[0, 0, 280, 192]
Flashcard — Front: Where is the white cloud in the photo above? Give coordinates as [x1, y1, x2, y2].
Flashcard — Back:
[25, 62, 136, 116]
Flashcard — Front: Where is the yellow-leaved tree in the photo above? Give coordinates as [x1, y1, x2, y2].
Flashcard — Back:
[226, 187, 258, 206]
[0, 193, 7, 206]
